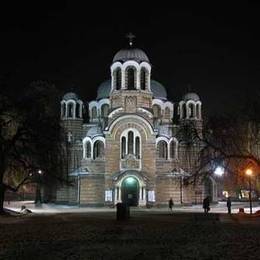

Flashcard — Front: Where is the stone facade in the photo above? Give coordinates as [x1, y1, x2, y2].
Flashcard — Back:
[56, 46, 217, 206]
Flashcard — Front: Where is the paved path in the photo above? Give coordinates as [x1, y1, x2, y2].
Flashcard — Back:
[4, 200, 260, 214]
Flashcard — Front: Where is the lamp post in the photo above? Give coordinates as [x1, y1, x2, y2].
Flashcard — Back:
[35, 169, 43, 205]
[214, 166, 224, 201]
[245, 169, 253, 215]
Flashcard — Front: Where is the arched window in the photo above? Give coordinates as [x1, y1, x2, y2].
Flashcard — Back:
[128, 131, 134, 154]
[76, 103, 80, 118]
[126, 67, 136, 90]
[140, 68, 147, 90]
[182, 103, 186, 119]
[189, 103, 195, 118]
[85, 141, 91, 158]
[93, 140, 104, 159]
[115, 68, 122, 90]
[135, 136, 140, 159]
[92, 107, 97, 119]
[170, 141, 177, 159]
[153, 104, 161, 118]
[121, 136, 126, 159]
[62, 103, 66, 117]
[165, 107, 171, 119]
[196, 103, 200, 119]
[68, 103, 74, 118]
[101, 104, 109, 118]
[157, 140, 168, 159]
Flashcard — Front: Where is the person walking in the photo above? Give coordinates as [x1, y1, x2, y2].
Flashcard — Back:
[168, 197, 174, 212]
[227, 196, 232, 214]
[203, 196, 210, 213]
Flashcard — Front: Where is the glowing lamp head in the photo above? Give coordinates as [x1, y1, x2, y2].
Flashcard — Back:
[38, 170, 42, 175]
[214, 166, 224, 177]
[245, 169, 253, 176]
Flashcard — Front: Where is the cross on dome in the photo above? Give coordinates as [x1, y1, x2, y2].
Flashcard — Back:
[126, 32, 136, 47]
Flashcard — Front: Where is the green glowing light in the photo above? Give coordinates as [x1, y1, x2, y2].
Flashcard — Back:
[125, 177, 136, 185]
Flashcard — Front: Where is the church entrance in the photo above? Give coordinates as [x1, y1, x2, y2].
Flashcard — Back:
[121, 177, 139, 206]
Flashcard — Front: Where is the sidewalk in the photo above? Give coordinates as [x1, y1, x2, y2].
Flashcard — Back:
[4, 200, 260, 214]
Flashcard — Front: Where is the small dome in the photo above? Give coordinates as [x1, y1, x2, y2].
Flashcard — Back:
[183, 92, 200, 102]
[97, 80, 111, 100]
[86, 126, 103, 138]
[113, 48, 149, 63]
[63, 92, 79, 101]
[151, 80, 167, 100]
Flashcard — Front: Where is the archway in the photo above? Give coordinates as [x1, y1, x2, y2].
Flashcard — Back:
[121, 176, 139, 206]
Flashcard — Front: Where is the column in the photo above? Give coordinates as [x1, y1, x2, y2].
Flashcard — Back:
[73, 103, 76, 119]
[139, 186, 146, 206]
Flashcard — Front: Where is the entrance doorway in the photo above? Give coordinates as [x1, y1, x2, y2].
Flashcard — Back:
[121, 177, 139, 206]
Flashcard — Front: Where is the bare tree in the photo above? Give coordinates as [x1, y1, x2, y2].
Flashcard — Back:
[179, 113, 260, 198]
[0, 81, 67, 213]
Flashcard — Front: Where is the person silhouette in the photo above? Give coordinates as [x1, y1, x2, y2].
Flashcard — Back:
[168, 197, 174, 212]
[203, 196, 210, 213]
[227, 197, 232, 214]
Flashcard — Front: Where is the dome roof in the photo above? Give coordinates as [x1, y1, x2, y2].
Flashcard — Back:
[183, 92, 200, 102]
[96, 79, 167, 100]
[151, 80, 167, 100]
[113, 48, 149, 63]
[63, 92, 79, 101]
[97, 80, 111, 100]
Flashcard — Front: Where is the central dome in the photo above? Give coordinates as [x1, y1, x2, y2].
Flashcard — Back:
[113, 48, 150, 63]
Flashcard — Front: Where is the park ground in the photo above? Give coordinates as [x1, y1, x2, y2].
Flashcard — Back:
[1, 202, 260, 259]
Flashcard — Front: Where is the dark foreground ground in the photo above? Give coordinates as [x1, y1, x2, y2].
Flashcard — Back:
[0, 211, 260, 260]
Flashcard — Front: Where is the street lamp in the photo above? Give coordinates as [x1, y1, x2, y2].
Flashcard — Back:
[214, 166, 224, 177]
[245, 168, 253, 215]
[214, 166, 224, 201]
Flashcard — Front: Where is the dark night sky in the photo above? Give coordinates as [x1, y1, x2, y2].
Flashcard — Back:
[0, 2, 254, 116]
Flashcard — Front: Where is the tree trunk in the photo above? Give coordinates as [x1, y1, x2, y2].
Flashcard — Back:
[35, 183, 42, 204]
[0, 183, 6, 214]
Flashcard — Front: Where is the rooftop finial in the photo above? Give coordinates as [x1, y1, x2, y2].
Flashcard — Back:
[126, 32, 135, 47]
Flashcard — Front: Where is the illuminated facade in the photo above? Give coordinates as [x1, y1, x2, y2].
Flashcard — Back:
[57, 45, 217, 206]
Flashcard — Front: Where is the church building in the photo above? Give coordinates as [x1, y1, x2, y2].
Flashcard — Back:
[56, 39, 217, 206]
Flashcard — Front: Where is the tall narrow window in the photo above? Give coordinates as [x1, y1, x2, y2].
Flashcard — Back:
[196, 103, 200, 119]
[62, 103, 66, 117]
[153, 105, 161, 118]
[92, 107, 97, 119]
[135, 136, 140, 159]
[121, 130, 141, 159]
[140, 68, 147, 90]
[170, 141, 177, 159]
[189, 103, 195, 118]
[121, 136, 126, 159]
[182, 103, 187, 119]
[76, 103, 80, 118]
[68, 103, 74, 118]
[86, 141, 91, 158]
[115, 69, 121, 90]
[93, 140, 104, 159]
[128, 131, 134, 154]
[126, 67, 135, 90]
[157, 140, 168, 159]
[165, 107, 171, 119]
[101, 104, 109, 118]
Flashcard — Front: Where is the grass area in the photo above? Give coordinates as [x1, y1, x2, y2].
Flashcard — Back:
[0, 212, 260, 259]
